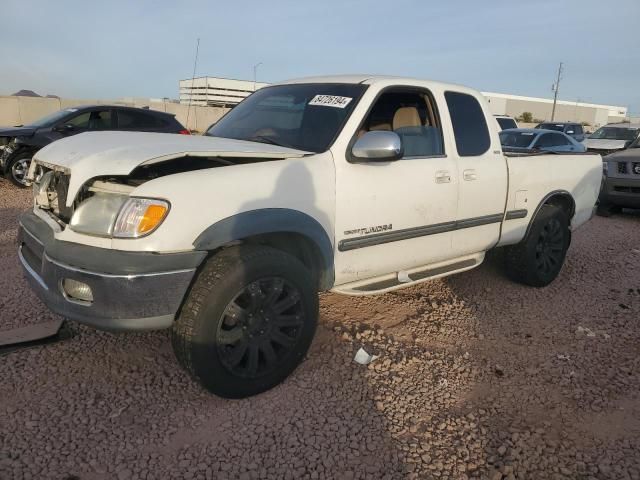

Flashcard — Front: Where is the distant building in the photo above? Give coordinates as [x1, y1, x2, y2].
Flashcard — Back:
[483, 92, 627, 126]
[179, 76, 268, 107]
[178, 76, 628, 126]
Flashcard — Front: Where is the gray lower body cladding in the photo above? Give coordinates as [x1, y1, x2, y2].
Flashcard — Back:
[18, 211, 206, 331]
[600, 176, 640, 208]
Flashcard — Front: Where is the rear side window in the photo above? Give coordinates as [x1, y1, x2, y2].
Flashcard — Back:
[445, 92, 490, 156]
[117, 110, 167, 130]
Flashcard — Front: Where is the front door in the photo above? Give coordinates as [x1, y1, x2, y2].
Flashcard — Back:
[333, 87, 459, 285]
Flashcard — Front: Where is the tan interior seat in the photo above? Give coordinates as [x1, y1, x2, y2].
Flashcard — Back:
[392, 107, 421, 130]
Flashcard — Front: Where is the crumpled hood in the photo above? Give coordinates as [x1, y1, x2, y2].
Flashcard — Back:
[0, 126, 36, 138]
[582, 138, 627, 151]
[33, 131, 309, 205]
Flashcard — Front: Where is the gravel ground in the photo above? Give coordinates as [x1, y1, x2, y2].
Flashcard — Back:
[1, 179, 639, 480]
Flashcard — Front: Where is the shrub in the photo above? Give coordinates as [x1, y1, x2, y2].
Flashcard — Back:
[518, 112, 533, 123]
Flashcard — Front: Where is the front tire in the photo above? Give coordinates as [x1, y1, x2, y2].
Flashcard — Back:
[172, 245, 318, 398]
[6, 152, 34, 188]
[505, 205, 570, 287]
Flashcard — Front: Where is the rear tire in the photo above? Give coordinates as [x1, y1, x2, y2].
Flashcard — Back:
[172, 245, 318, 398]
[505, 205, 570, 287]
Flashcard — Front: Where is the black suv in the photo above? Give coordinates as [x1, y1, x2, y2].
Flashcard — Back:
[535, 122, 585, 142]
[0, 105, 189, 187]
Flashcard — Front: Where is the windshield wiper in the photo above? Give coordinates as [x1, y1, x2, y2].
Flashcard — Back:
[250, 135, 296, 149]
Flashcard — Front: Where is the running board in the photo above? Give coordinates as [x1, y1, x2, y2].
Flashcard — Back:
[332, 254, 483, 296]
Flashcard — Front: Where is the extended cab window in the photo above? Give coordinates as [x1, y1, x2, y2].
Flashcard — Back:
[445, 92, 490, 156]
[357, 89, 444, 158]
[206, 83, 366, 152]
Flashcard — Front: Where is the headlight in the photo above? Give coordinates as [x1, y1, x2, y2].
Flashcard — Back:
[69, 195, 169, 238]
[113, 198, 169, 238]
[70, 193, 128, 236]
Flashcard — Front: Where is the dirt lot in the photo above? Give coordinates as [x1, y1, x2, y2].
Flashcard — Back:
[1, 180, 639, 480]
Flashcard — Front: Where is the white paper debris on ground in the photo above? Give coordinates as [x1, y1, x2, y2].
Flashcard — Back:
[354, 347, 379, 365]
[576, 325, 597, 337]
[557, 354, 570, 361]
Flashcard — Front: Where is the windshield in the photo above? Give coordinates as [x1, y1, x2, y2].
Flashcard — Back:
[499, 131, 536, 148]
[27, 108, 78, 128]
[496, 117, 517, 130]
[206, 83, 366, 152]
[537, 123, 565, 132]
[589, 126, 639, 141]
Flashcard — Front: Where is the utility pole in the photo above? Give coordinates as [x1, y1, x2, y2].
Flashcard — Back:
[551, 62, 563, 121]
[185, 38, 200, 133]
[253, 62, 263, 91]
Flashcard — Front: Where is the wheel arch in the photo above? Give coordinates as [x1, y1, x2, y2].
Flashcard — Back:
[193, 208, 335, 290]
[525, 190, 575, 239]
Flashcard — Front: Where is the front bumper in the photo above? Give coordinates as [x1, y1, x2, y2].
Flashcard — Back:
[600, 176, 640, 209]
[18, 210, 207, 331]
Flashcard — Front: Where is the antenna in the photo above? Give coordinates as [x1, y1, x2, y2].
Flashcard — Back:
[550, 62, 563, 121]
[185, 38, 200, 133]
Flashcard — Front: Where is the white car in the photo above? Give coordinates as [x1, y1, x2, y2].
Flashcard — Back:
[19, 75, 602, 398]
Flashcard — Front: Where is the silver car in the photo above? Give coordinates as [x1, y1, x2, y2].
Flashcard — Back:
[500, 128, 587, 154]
[583, 123, 640, 156]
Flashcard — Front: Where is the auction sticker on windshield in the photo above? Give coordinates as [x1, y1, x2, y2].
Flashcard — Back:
[309, 95, 353, 108]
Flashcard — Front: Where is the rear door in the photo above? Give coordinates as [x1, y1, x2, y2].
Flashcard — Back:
[445, 91, 508, 256]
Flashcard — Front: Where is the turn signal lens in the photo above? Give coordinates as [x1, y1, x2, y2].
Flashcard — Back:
[138, 204, 168, 234]
[113, 198, 169, 238]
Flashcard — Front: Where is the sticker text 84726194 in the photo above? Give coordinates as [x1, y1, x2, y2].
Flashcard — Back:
[308, 95, 353, 109]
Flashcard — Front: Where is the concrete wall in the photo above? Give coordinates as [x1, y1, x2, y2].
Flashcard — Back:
[0, 96, 229, 133]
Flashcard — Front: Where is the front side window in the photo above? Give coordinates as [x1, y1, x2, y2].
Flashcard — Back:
[536, 133, 569, 147]
[445, 91, 490, 157]
[65, 110, 112, 130]
[356, 89, 444, 158]
[206, 83, 366, 153]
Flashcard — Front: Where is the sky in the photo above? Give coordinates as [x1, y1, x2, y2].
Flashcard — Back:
[1, 0, 639, 113]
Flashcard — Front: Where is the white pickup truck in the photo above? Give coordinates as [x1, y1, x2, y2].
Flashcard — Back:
[19, 75, 602, 398]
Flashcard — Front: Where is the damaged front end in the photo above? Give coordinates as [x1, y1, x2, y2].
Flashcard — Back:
[30, 154, 280, 235]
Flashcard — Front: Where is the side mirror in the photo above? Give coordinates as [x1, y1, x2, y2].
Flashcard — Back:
[54, 124, 75, 133]
[351, 131, 403, 162]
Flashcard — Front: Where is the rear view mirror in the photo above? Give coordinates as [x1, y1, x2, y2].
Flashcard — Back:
[566, 130, 574, 134]
[351, 131, 403, 162]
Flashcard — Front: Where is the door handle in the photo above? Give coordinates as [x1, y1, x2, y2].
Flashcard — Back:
[463, 169, 477, 181]
[435, 170, 451, 183]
